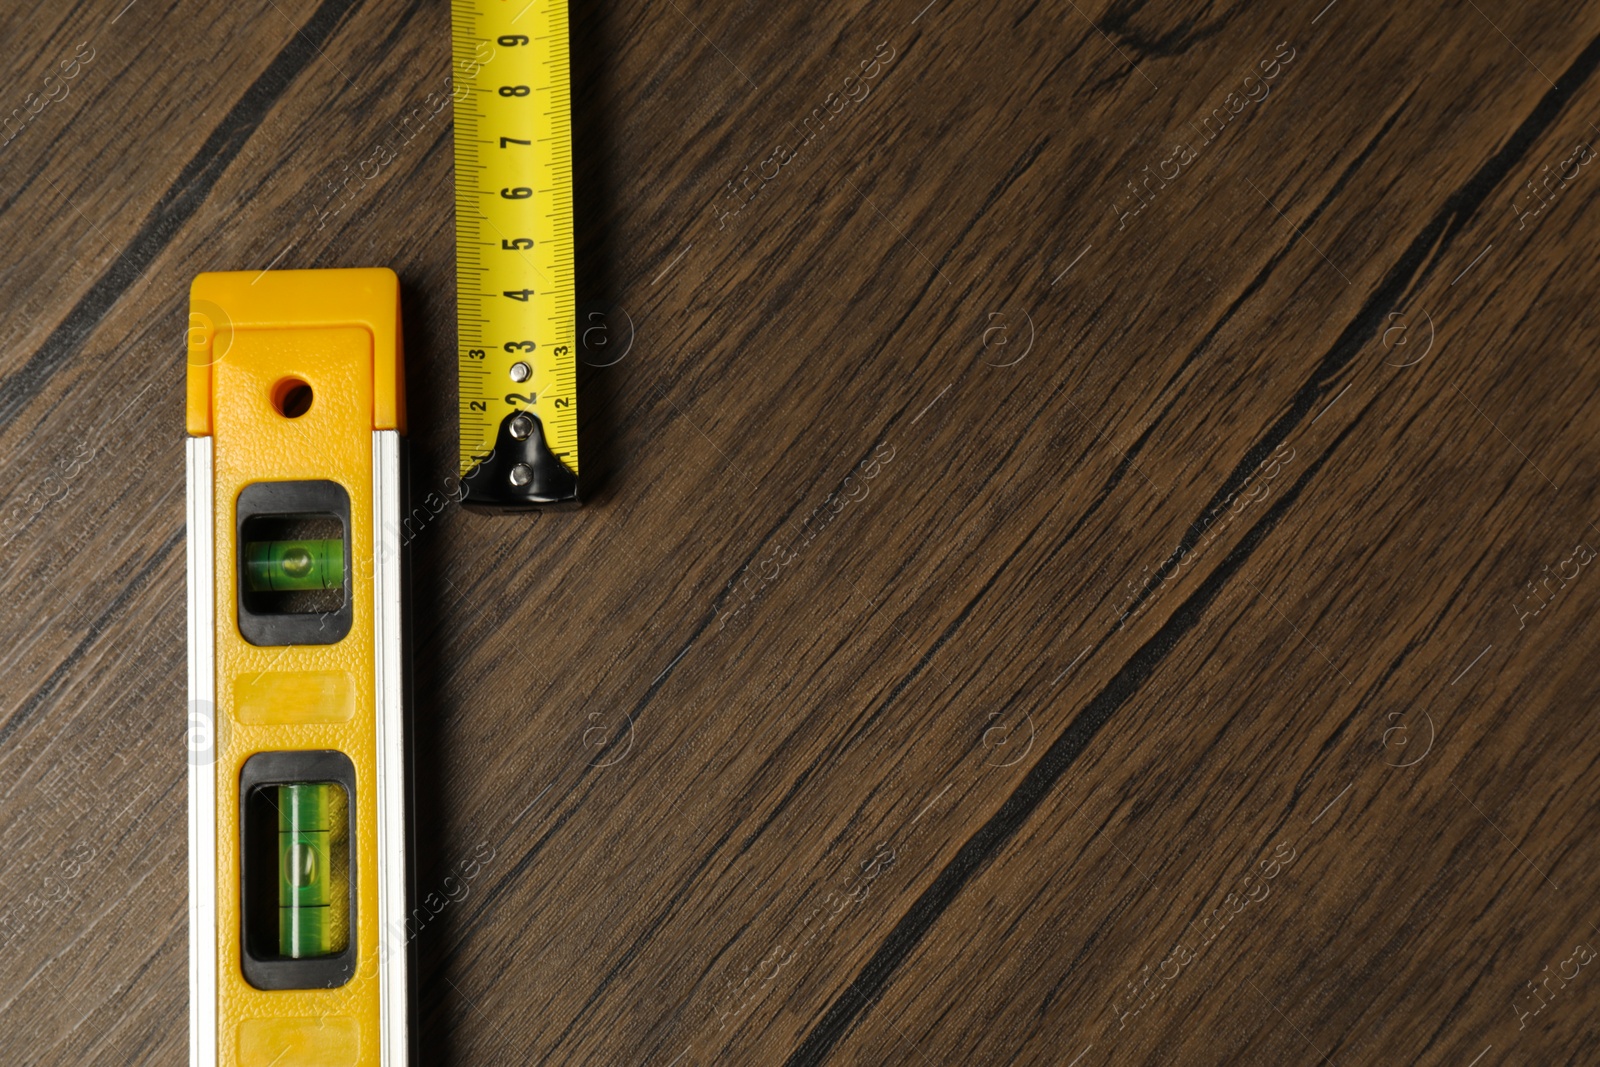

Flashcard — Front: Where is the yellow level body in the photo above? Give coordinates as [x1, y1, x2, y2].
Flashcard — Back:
[188, 268, 413, 1066]
[453, 0, 579, 508]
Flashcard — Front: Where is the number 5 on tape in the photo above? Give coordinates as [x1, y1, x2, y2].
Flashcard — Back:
[187, 268, 415, 1066]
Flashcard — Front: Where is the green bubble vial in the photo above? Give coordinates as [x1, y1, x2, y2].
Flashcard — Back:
[277, 782, 349, 958]
[245, 539, 344, 592]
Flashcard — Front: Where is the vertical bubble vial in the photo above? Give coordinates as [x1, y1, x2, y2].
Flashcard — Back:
[276, 782, 349, 958]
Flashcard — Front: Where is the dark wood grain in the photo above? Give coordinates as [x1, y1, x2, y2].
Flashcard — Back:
[5, 0, 1600, 1063]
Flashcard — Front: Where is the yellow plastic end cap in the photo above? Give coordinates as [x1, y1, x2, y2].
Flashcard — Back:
[187, 267, 405, 436]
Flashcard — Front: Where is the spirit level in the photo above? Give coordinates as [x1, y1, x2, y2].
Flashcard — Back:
[452, 0, 580, 509]
[187, 268, 413, 1066]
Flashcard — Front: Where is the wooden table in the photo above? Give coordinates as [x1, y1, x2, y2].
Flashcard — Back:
[4, 0, 1598, 1063]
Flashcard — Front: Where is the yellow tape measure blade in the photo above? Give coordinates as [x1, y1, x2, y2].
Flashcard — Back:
[452, 0, 579, 508]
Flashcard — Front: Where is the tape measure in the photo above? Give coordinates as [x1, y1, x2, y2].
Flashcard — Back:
[187, 268, 415, 1066]
[452, 0, 580, 509]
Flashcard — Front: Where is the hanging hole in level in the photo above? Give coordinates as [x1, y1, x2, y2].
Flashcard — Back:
[272, 378, 313, 419]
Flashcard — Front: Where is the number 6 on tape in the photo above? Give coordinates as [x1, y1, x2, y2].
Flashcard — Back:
[187, 268, 414, 1066]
